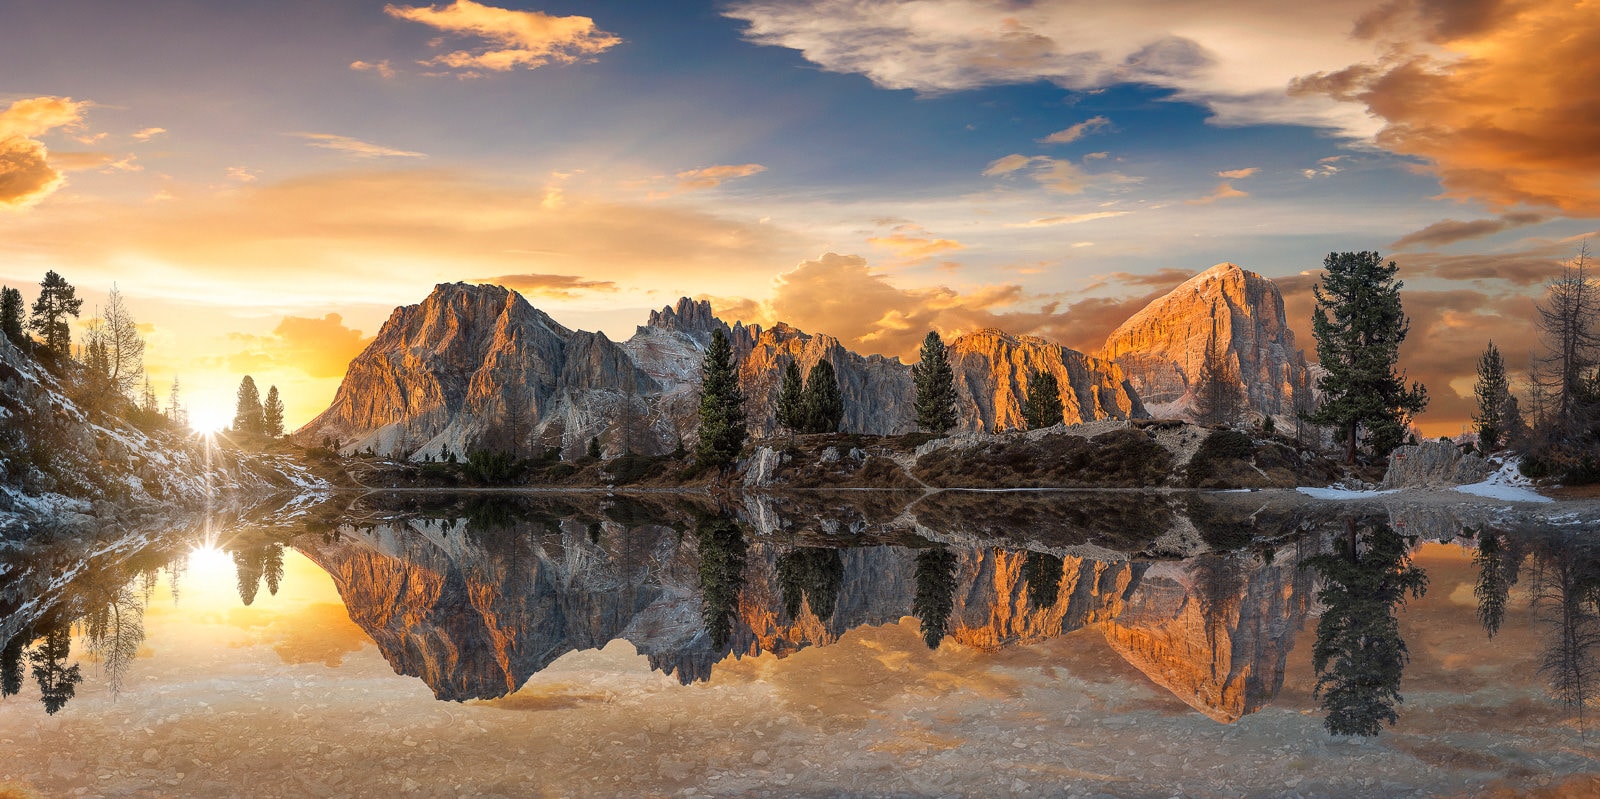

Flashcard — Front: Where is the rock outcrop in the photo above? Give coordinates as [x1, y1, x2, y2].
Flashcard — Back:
[1102, 263, 1312, 421]
[1380, 440, 1494, 489]
[296, 283, 666, 459]
[738, 323, 917, 436]
[949, 329, 1145, 431]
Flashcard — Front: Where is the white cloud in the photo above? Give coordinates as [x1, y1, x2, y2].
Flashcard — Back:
[725, 0, 1386, 137]
[132, 127, 167, 142]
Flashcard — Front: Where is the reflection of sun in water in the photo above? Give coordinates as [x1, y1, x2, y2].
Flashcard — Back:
[187, 544, 233, 577]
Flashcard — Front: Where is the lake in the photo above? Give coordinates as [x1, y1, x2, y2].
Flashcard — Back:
[2, 491, 1598, 798]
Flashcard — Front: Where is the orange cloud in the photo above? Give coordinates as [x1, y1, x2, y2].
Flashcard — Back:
[474, 273, 617, 298]
[350, 60, 397, 79]
[867, 224, 964, 263]
[1039, 115, 1111, 145]
[385, 0, 621, 73]
[1292, 0, 1600, 214]
[229, 313, 372, 379]
[674, 163, 767, 191]
[293, 133, 426, 159]
[1005, 210, 1129, 228]
[132, 127, 166, 142]
[983, 154, 1139, 195]
[1186, 182, 1248, 205]
[0, 96, 90, 208]
[713, 252, 1169, 360]
[1216, 167, 1258, 180]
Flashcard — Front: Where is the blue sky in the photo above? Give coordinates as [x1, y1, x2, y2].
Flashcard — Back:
[2, 0, 1597, 430]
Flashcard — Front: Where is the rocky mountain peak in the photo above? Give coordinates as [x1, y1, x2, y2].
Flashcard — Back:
[946, 327, 1145, 431]
[1101, 263, 1311, 420]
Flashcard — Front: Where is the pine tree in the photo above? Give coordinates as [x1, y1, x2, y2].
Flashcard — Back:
[775, 358, 805, 438]
[141, 375, 158, 413]
[28, 270, 83, 358]
[586, 435, 601, 459]
[695, 329, 747, 466]
[263, 385, 285, 437]
[1473, 342, 1512, 452]
[912, 331, 958, 433]
[1021, 369, 1064, 429]
[1308, 251, 1429, 463]
[166, 376, 185, 426]
[232, 375, 265, 434]
[800, 359, 844, 434]
[0, 286, 25, 347]
[1192, 334, 1245, 426]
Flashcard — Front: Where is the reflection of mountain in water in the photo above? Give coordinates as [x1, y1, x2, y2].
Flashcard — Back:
[297, 493, 1350, 722]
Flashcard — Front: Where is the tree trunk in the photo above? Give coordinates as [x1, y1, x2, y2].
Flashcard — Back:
[1346, 421, 1358, 465]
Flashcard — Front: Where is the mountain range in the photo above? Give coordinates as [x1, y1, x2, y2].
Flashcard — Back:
[295, 262, 1312, 459]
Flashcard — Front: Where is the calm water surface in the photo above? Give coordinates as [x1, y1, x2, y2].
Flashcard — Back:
[2, 492, 1598, 798]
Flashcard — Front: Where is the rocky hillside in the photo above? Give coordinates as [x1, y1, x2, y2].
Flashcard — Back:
[1102, 263, 1312, 421]
[0, 336, 323, 536]
[299, 285, 1145, 458]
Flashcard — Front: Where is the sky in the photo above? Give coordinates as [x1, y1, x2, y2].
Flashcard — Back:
[2, 0, 1598, 434]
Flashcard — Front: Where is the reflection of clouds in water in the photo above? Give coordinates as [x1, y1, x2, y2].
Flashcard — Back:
[269, 603, 372, 667]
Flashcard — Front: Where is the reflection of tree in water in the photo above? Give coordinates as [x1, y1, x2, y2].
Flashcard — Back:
[777, 547, 844, 622]
[696, 516, 748, 650]
[1021, 551, 1064, 609]
[232, 542, 288, 606]
[80, 583, 146, 698]
[1, 630, 27, 697]
[1303, 519, 1428, 737]
[1473, 530, 1523, 639]
[30, 624, 83, 715]
[1528, 534, 1600, 729]
[913, 546, 958, 650]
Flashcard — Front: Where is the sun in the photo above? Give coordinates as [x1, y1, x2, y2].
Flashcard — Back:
[188, 407, 230, 435]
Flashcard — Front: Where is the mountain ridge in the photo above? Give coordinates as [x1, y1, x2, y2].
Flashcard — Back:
[295, 264, 1307, 458]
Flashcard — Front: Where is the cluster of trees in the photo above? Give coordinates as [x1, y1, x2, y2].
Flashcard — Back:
[2, 271, 195, 430]
[775, 357, 844, 436]
[230, 375, 286, 438]
[1497, 245, 1600, 481]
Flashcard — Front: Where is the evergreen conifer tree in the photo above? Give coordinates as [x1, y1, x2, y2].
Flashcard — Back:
[912, 546, 958, 649]
[1473, 342, 1512, 452]
[775, 358, 805, 437]
[695, 329, 747, 467]
[1021, 369, 1064, 429]
[232, 375, 265, 434]
[0, 286, 25, 347]
[912, 331, 958, 433]
[29, 270, 83, 358]
[263, 385, 286, 437]
[1308, 251, 1429, 463]
[799, 359, 844, 434]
